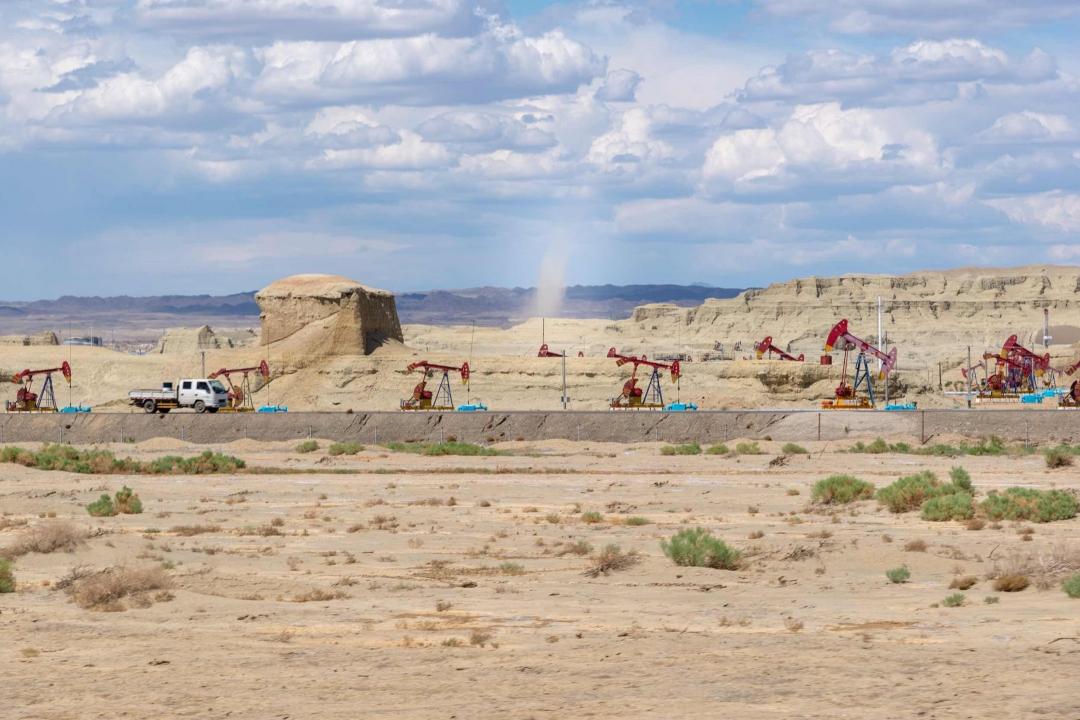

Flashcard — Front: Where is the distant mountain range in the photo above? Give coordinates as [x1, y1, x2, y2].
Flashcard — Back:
[0, 284, 745, 338]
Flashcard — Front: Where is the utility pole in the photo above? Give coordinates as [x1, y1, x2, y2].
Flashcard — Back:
[966, 345, 972, 409]
[200, 351, 206, 378]
[561, 352, 568, 410]
[876, 296, 883, 372]
[1043, 308, 1052, 348]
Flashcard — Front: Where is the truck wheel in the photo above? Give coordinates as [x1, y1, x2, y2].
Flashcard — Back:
[194, 400, 206, 414]
[143, 400, 157, 414]
[207, 407, 218, 414]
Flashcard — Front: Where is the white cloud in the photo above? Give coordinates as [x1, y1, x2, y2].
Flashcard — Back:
[314, 130, 453, 169]
[981, 111, 1073, 142]
[252, 26, 605, 106]
[739, 39, 1056, 106]
[135, 0, 490, 39]
[703, 102, 939, 189]
[587, 106, 673, 169]
[987, 191, 1080, 232]
[756, 0, 1080, 35]
[595, 69, 640, 102]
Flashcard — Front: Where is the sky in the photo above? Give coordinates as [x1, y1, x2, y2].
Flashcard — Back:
[1, 0, 1080, 300]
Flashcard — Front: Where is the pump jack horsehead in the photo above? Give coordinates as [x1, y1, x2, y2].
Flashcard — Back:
[400, 360, 470, 411]
[7, 362, 71, 412]
[821, 319, 896, 409]
[607, 348, 681, 410]
[208, 360, 270, 412]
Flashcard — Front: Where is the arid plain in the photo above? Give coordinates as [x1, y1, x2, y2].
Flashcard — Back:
[3, 437, 1080, 719]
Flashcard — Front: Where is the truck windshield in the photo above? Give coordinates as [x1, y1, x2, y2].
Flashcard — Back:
[210, 380, 227, 394]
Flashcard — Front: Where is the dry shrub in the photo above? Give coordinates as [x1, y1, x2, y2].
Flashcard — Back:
[2, 521, 86, 558]
[965, 518, 986, 531]
[170, 525, 220, 537]
[469, 629, 494, 647]
[903, 539, 928, 553]
[989, 544, 1080, 588]
[949, 575, 978, 590]
[289, 588, 348, 602]
[584, 544, 641, 577]
[66, 566, 172, 611]
[992, 574, 1030, 592]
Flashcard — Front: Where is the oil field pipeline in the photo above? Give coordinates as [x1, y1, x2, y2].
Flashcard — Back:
[4, 409, 1080, 446]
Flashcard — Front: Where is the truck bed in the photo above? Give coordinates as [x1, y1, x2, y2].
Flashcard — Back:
[129, 390, 177, 400]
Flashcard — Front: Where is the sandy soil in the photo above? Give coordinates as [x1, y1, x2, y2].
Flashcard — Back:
[3, 440, 1080, 719]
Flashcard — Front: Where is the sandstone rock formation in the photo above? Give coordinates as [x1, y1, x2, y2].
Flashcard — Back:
[155, 325, 221, 354]
[256, 274, 402, 355]
[0, 330, 59, 346]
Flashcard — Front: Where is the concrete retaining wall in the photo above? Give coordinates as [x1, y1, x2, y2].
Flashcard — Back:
[2, 410, 1080, 445]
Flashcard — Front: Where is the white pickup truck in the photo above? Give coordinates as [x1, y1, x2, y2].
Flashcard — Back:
[129, 379, 229, 414]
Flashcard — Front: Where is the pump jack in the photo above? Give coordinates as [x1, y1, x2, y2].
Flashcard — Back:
[607, 348, 681, 410]
[208, 360, 269, 412]
[754, 336, 804, 362]
[401, 360, 470, 411]
[538, 344, 583, 358]
[7, 362, 71, 412]
[821, 320, 896, 409]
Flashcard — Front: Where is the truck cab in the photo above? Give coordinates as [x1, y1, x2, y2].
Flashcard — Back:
[178, 379, 229, 413]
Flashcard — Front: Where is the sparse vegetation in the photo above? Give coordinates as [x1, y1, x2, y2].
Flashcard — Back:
[580, 511, 604, 524]
[624, 516, 650, 526]
[706, 443, 730, 455]
[584, 544, 641, 577]
[1063, 573, 1080, 599]
[992, 574, 1029, 592]
[885, 566, 910, 584]
[327, 441, 363, 456]
[87, 486, 144, 516]
[942, 593, 966, 607]
[0, 445, 245, 476]
[384, 441, 505, 456]
[811, 475, 874, 505]
[660, 442, 701, 456]
[1, 521, 85, 558]
[904, 539, 928, 552]
[734, 441, 762, 455]
[877, 470, 971, 514]
[64, 565, 173, 611]
[781, 443, 808, 455]
[920, 492, 975, 521]
[86, 494, 116, 517]
[949, 575, 977, 590]
[295, 440, 319, 454]
[1044, 445, 1076, 469]
[980, 488, 1077, 523]
[660, 528, 741, 570]
[0, 558, 14, 592]
[169, 524, 221, 536]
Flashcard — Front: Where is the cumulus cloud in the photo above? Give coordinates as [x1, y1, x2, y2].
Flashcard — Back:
[134, 0, 493, 40]
[703, 102, 939, 192]
[980, 111, 1073, 142]
[314, 130, 453, 170]
[252, 27, 605, 106]
[417, 110, 556, 151]
[987, 191, 1080, 232]
[756, 0, 1080, 35]
[739, 39, 1056, 106]
[595, 69, 641, 102]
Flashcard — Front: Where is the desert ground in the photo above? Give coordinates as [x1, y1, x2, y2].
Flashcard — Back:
[3, 438, 1080, 719]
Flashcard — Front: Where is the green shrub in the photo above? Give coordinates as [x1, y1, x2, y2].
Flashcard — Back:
[114, 486, 143, 515]
[913, 443, 964, 458]
[948, 466, 973, 493]
[660, 528, 741, 570]
[0, 558, 14, 593]
[921, 492, 975, 521]
[146, 451, 245, 475]
[295, 440, 319, 454]
[706, 443, 730, 455]
[811, 475, 874, 504]
[781, 443, 808, 455]
[734, 441, 762, 455]
[624, 516, 650, 526]
[1045, 446, 1075, 469]
[328, 441, 364, 456]
[87, 494, 117, 517]
[876, 471, 945, 513]
[580, 511, 604, 524]
[384, 441, 504, 456]
[1063, 573, 1080, 599]
[980, 488, 1078, 523]
[661, 442, 702, 456]
[942, 593, 966, 607]
[885, 566, 910, 584]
